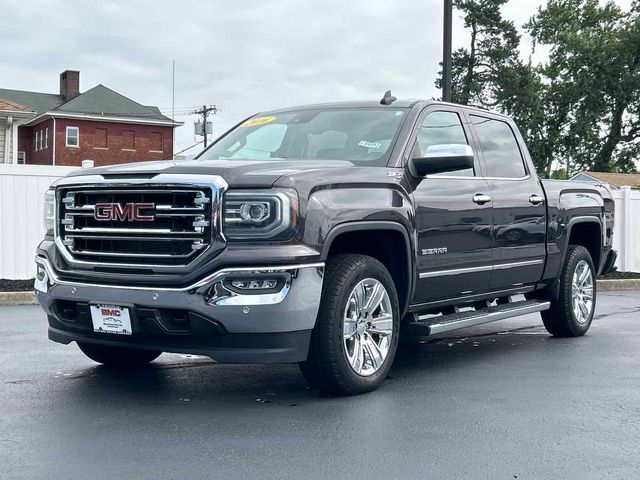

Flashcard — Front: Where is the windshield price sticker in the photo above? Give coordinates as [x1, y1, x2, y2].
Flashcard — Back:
[358, 140, 383, 150]
[241, 116, 277, 127]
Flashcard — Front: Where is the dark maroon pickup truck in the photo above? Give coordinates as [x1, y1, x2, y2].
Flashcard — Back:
[35, 96, 616, 394]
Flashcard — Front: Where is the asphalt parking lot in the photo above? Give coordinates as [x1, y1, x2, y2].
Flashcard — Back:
[2, 291, 639, 479]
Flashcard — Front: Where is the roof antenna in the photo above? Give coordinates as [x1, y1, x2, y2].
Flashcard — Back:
[380, 90, 397, 106]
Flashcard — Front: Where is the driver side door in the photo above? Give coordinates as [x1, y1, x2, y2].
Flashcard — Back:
[409, 107, 494, 307]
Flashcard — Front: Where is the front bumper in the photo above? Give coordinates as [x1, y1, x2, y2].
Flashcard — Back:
[35, 256, 324, 363]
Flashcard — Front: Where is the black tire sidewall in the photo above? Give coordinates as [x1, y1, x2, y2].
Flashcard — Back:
[330, 258, 400, 391]
[546, 245, 597, 337]
[565, 247, 597, 335]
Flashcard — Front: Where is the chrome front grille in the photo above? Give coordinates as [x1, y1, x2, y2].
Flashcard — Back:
[57, 187, 215, 266]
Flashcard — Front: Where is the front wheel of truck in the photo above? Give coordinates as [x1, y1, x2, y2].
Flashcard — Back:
[77, 343, 162, 369]
[300, 254, 400, 395]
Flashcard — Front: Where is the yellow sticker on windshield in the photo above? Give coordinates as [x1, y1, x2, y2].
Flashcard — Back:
[241, 116, 277, 127]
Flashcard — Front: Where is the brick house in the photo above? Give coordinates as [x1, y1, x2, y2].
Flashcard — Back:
[0, 70, 181, 166]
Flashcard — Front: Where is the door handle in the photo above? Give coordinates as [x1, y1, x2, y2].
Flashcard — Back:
[472, 194, 492, 205]
[529, 194, 545, 205]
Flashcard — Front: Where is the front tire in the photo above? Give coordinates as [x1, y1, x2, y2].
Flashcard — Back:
[541, 245, 596, 337]
[77, 342, 162, 369]
[300, 254, 400, 395]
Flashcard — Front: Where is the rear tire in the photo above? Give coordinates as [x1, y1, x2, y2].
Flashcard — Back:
[77, 342, 162, 369]
[541, 245, 596, 337]
[300, 254, 400, 395]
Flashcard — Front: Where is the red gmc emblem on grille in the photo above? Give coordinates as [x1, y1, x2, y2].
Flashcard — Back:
[94, 203, 155, 222]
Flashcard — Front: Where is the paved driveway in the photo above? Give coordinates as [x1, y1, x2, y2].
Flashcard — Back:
[1, 291, 639, 479]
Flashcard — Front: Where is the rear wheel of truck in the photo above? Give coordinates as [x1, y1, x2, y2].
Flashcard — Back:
[300, 254, 400, 395]
[541, 245, 596, 337]
[77, 343, 162, 368]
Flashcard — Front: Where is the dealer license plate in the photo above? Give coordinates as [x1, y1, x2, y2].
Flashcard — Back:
[90, 304, 132, 335]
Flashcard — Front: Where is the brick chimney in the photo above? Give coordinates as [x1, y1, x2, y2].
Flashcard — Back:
[59, 70, 80, 101]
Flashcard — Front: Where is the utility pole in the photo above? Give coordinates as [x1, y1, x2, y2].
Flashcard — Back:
[171, 60, 175, 159]
[443, 0, 453, 102]
[193, 105, 219, 148]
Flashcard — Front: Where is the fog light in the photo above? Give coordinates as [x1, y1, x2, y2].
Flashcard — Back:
[230, 279, 278, 290]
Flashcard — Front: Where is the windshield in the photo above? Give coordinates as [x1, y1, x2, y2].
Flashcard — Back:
[197, 107, 408, 166]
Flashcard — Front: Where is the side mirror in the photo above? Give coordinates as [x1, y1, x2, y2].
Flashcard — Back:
[409, 144, 475, 177]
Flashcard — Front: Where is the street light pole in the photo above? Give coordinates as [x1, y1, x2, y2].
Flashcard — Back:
[443, 0, 453, 102]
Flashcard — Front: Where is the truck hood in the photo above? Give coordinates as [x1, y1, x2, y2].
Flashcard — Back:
[67, 159, 356, 188]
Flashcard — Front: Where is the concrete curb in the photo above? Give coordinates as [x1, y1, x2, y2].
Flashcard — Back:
[0, 279, 638, 306]
[0, 291, 38, 306]
[597, 279, 640, 291]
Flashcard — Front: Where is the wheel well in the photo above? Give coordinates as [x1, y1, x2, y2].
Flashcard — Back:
[326, 229, 411, 314]
[568, 222, 602, 269]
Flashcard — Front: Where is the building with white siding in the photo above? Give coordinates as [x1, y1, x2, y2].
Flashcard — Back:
[0, 99, 34, 164]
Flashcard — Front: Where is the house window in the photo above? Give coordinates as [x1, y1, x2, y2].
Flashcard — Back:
[95, 128, 108, 149]
[39, 130, 44, 150]
[45, 127, 48, 149]
[66, 126, 79, 147]
[150, 132, 163, 152]
[17, 151, 26, 164]
[34, 132, 38, 151]
[122, 130, 135, 150]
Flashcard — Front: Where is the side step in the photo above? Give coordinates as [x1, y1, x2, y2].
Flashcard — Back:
[407, 299, 551, 336]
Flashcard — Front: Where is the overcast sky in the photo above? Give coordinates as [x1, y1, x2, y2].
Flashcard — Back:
[0, 0, 632, 155]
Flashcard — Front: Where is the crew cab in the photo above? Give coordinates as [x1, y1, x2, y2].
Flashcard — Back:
[35, 94, 616, 395]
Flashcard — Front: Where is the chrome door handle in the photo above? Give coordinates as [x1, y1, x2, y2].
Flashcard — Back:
[529, 194, 545, 205]
[472, 194, 492, 205]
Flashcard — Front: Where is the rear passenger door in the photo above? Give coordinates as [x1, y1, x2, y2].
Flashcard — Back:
[410, 108, 494, 305]
[468, 114, 546, 291]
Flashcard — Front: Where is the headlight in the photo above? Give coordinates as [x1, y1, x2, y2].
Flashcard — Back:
[43, 189, 56, 232]
[223, 189, 297, 240]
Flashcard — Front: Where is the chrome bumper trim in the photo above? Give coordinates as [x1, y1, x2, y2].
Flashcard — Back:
[35, 256, 325, 334]
[35, 255, 324, 293]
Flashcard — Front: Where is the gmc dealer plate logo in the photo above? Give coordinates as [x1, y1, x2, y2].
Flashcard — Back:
[94, 203, 155, 222]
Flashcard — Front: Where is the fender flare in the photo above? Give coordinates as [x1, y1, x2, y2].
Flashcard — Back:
[320, 221, 415, 315]
[561, 216, 603, 269]
[547, 215, 603, 300]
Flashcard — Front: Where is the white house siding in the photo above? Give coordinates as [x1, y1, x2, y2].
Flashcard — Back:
[0, 118, 6, 163]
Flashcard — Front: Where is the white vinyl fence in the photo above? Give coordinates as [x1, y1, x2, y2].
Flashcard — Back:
[611, 186, 640, 273]
[1, 167, 640, 279]
[1, 165, 75, 279]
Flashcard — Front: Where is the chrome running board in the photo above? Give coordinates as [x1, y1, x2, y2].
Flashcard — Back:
[408, 299, 551, 336]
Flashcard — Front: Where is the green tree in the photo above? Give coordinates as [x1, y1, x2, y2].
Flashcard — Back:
[439, 0, 640, 175]
[438, 0, 522, 107]
[528, 0, 640, 173]
[436, 0, 549, 173]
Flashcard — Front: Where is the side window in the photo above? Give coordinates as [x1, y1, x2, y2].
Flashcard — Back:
[413, 111, 474, 177]
[471, 116, 527, 178]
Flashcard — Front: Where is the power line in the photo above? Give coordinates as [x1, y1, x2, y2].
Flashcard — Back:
[174, 140, 204, 156]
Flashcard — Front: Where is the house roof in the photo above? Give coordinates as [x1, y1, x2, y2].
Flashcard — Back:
[52, 84, 172, 122]
[0, 84, 176, 125]
[0, 88, 64, 112]
[574, 171, 640, 188]
[0, 98, 33, 113]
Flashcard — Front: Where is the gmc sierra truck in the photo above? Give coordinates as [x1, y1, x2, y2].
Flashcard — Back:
[35, 95, 617, 395]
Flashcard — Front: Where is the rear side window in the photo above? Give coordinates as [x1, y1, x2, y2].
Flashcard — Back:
[471, 116, 527, 178]
[413, 111, 474, 177]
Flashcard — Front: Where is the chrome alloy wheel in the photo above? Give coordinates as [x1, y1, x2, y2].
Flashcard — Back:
[572, 260, 594, 324]
[343, 278, 394, 377]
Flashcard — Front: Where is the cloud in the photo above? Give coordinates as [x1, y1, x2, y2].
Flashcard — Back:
[0, 0, 631, 155]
